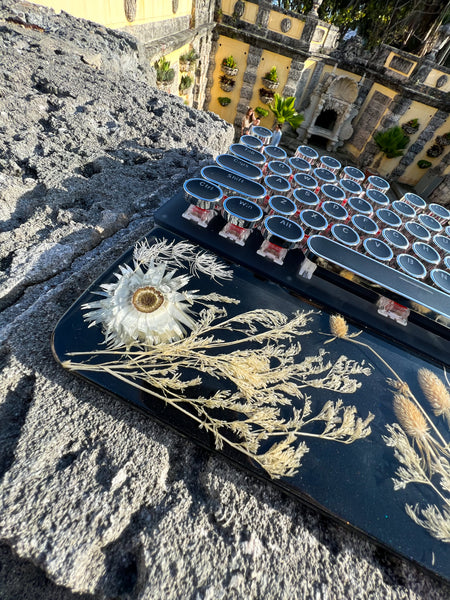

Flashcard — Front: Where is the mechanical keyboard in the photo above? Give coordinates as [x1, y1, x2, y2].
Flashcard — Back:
[156, 128, 450, 365]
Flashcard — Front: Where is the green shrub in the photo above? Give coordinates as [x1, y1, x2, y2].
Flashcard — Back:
[265, 67, 278, 82]
[255, 106, 269, 118]
[374, 126, 410, 159]
[222, 55, 237, 69]
[417, 160, 432, 169]
[269, 94, 304, 130]
[155, 57, 175, 84]
[179, 75, 193, 92]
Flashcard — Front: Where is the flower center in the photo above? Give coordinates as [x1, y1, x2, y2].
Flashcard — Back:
[132, 286, 164, 313]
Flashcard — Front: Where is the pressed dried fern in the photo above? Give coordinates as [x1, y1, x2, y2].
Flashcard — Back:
[326, 313, 450, 543]
[63, 241, 374, 479]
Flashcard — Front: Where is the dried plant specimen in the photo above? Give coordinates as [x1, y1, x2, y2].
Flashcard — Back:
[418, 368, 450, 426]
[384, 370, 450, 543]
[63, 240, 374, 479]
[325, 314, 450, 543]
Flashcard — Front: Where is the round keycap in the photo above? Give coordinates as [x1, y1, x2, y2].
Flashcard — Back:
[366, 189, 390, 208]
[262, 215, 304, 248]
[268, 195, 297, 217]
[347, 197, 373, 217]
[319, 184, 346, 203]
[366, 175, 390, 193]
[363, 238, 393, 262]
[339, 178, 363, 196]
[429, 203, 450, 224]
[263, 145, 287, 162]
[432, 234, 450, 256]
[396, 254, 427, 279]
[293, 188, 320, 208]
[382, 228, 409, 251]
[294, 173, 318, 190]
[330, 224, 360, 247]
[352, 214, 379, 236]
[376, 208, 402, 228]
[240, 134, 263, 150]
[430, 269, 450, 293]
[222, 197, 263, 227]
[267, 160, 292, 178]
[403, 221, 431, 242]
[402, 192, 427, 211]
[412, 242, 441, 266]
[299, 209, 328, 235]
[288, 156, 311, 174]
[295, 145, 319, 164]
[418, 213, 443, 234]
[321, 201, 348, 222]
[392, 200, 416, 220]
[265, 175, 291, 195]
[342, 166, 365, 182]
[313, 168, 336, 185]
[319, 156, 341, 172]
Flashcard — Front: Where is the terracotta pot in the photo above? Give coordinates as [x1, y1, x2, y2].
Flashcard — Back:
[401, 124, 418, 135]
[179, 62, 191, 72]
[259, 92, 274, 104]
[221, 65, 238, 77]
[262, 77, 279, 90]
[427, 144, 444, 158]
[220, 82, 234, 93]
[436, 135, 450, 147]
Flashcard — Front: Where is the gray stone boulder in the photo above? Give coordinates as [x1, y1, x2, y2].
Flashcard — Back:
[0, 1, 449, 599]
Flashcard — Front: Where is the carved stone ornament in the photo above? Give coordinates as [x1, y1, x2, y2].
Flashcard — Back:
[311, 0, 324, 14]
[328, 76, 359, 104]
[172, 0, 179, 14]
[436, 74, 448, 88]
[281, 18, 292, 33]
[124, 0, 137, 22]
[312, 28, 325, 43]
[233, 0, 245, 18]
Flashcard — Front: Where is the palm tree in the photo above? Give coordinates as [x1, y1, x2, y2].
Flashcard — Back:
[269, 94, 304, 130]
[372, 126, 410, 170]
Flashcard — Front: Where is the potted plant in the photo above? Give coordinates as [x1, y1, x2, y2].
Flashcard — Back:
[401, 118, 420, 135]
[427, 143, 444, 158]
[179, 74, 193, 93]
[179, 53, 191, 72]
[221, 56, 238, 77]
[262, 67, 279, 90]
[436, 132, 450, 146]
[218, 97, 232, 107]
[372, 126, 410, 169]
[154, 57, 175, 88]
[255, 106, 269, 118]
[179, 49, 199, 72]
[417, 159, 432, 169]
[259, 87, 275, 104]
[219, 75, 235, 92]
[268, 94, 304, 130]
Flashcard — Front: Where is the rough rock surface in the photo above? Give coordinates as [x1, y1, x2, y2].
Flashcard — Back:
[0, 1, 449, 599]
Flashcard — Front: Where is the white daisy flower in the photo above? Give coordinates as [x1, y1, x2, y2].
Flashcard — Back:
[82, 260, 199, 348]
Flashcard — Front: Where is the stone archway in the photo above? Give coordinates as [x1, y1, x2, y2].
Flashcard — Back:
[298, 74, 360, 151]
[315, 108, 338, 130]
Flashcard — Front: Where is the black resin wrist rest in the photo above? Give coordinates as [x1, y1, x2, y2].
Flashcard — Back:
[53, 226, 450, 585]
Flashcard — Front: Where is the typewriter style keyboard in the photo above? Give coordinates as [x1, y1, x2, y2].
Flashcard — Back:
[172, 126, 450, 338]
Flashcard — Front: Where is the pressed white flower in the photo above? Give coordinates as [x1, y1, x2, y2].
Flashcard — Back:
[82, 260, 199, 348]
